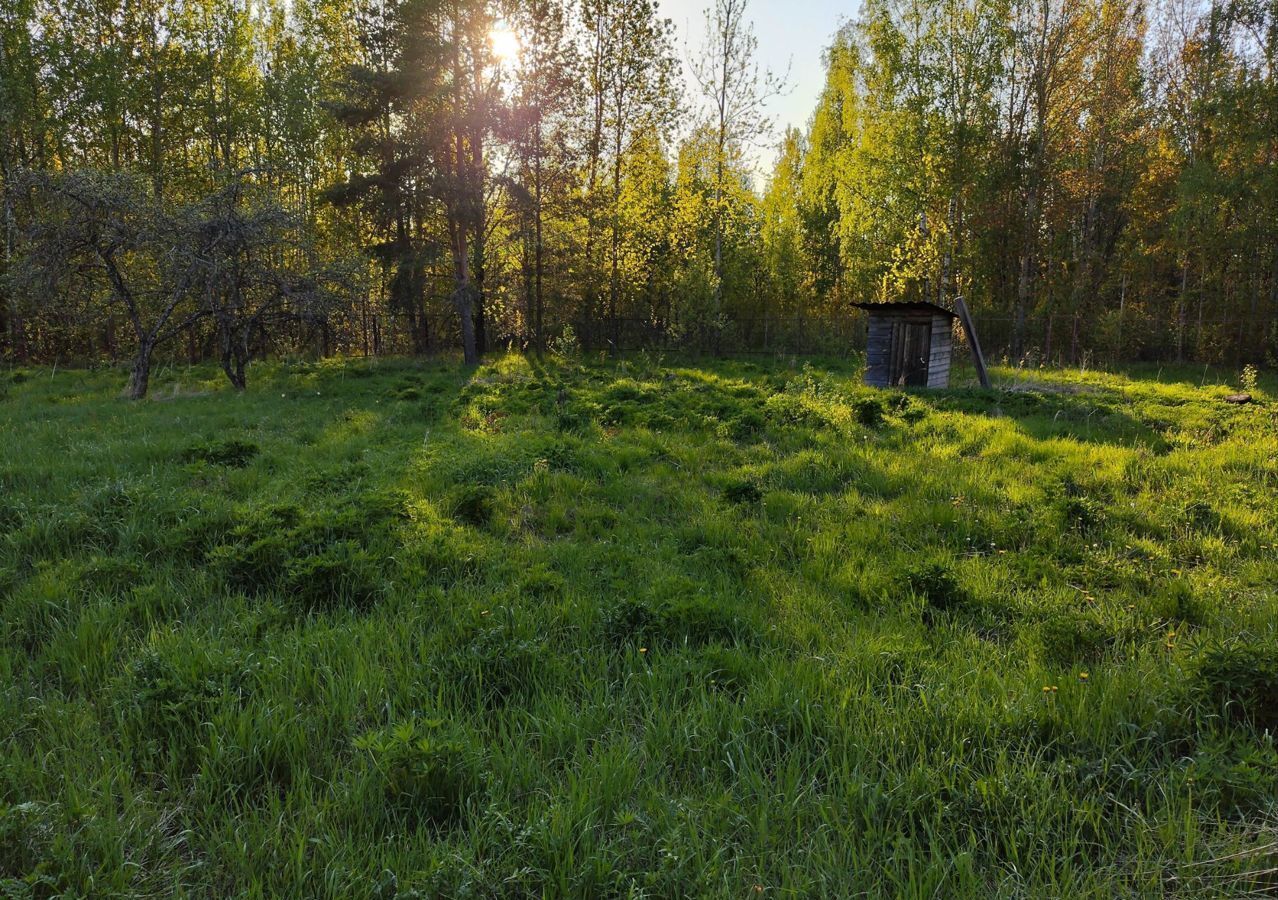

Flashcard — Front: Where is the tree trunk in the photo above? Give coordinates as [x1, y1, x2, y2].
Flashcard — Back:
[534, 117, 545, 359]
[128, 339, 154, 400]
[455, 285, 478, 365]
[451, 217, 479, 366]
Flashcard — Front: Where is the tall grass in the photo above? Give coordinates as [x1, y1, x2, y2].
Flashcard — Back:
[1, 354, 1276, 896]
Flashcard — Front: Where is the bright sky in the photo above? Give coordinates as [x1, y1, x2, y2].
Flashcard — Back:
[660, 0, 855, 176]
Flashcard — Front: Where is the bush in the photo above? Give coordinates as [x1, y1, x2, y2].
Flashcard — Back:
[284, 540, 382, 611]
[450, 484, 495, 528]
[356, 720, 487, 828]
[1038, 612, 1116, 665]
[852, 396, 887, 427]
[602, 596, 753, 649]
[905, 561, 966, 614]
[520, 564, 564, 600]
[120, 646, 260, 774]
[721, 477, 763, 506]
[182, 439, 260, 468]
[1196, 642, 1278, 731]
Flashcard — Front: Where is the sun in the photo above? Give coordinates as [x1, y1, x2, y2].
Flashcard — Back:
[490, 26, 521, 65]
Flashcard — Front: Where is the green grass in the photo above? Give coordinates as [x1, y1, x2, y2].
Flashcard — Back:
[1, 353, 1277, 897]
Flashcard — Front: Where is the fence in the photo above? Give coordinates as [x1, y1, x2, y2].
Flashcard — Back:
[4, 303, 1274, 369]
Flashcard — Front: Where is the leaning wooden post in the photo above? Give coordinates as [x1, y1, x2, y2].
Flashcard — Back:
[954, 296, 991, 390]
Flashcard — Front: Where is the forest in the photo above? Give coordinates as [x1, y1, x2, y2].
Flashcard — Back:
[2, 0, 1276, 388]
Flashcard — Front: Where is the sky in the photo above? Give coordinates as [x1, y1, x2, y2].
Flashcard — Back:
[659, 0, 855, 175]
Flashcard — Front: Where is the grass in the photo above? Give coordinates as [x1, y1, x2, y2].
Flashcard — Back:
[1, 351, 1277, 897]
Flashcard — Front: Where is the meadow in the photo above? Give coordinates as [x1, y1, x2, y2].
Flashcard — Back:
[1, 352, 1276, 897]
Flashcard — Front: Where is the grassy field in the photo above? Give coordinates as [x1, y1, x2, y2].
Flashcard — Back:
[1, 352, 1277, 897]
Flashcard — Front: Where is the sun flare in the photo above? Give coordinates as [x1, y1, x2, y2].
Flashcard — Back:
[490, 26, 520, 64]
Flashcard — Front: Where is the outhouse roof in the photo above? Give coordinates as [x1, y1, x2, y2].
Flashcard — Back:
[852, 301, 959, 319]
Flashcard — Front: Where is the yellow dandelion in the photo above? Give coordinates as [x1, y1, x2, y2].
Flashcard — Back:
[1079, 672, 1090, 682]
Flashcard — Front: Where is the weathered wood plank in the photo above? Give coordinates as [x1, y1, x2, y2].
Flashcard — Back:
[954, 297, 990, 389]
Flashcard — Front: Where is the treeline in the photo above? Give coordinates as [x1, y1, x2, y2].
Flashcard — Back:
[798, 0, 1278, 364]
[1, 0, 1275, 390]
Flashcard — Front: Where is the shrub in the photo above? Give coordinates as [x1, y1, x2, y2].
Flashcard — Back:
[548, 324, 580, 359]
[356, 720, 487, 828]
[183, 439, 260, 468]
[852, 396, 887, 427]
[721, 477, 763, 506]
[450, 484, 495, 528]
[1038, 612, 1115, 665]
[602, 596, 753, 649]
[520, 564, 564, 600]
[209, 533, 295, 592]
[905, 561, 966, 614]
[120, 646, 259, 774]
[284, 540, 382, 611]
[1196, 642, 1278, 731]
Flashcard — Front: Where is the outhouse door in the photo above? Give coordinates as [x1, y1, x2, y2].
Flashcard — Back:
[889, 320, 932, 386]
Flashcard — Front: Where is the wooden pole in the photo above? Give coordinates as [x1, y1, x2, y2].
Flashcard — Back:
[955, 296, 991, 390]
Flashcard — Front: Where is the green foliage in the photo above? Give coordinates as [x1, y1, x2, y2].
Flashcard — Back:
[450, 484, 495, 528]
[720, 476, 763, 505]
[905, 560, 966, 614]
[355, 720, 487, 829]
[1038, 612, 1117, 665]
[1240, 365, 1259, 395]
[1196, 642, 1278, 732]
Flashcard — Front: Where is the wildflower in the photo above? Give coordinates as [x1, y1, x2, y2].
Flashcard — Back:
[1079, 672, 1089, 682]
[639, 647, 648, 655]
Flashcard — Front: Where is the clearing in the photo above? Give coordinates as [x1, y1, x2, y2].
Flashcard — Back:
[1, 355, 1276, 896]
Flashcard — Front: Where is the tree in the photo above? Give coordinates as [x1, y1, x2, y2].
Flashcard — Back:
[580, 0, 680, 352]
[13, 171, 201, 398]
[691, 0, 785, 324]
[185, 177, 309, 390]
[503, 0, 579, 355]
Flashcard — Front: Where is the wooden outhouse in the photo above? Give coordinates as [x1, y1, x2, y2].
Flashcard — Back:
[854, 302, 958, 388]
